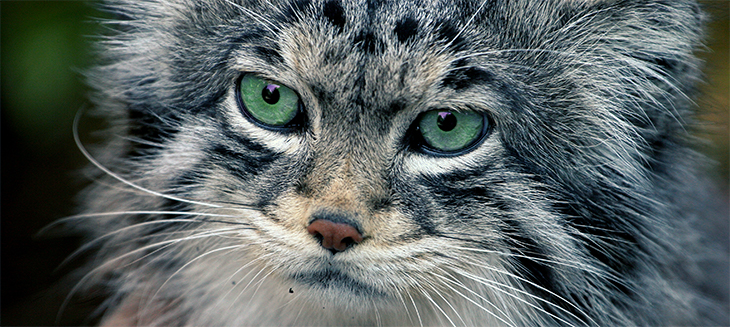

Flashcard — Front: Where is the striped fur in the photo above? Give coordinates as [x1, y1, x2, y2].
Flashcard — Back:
[66, 0, 726, 325]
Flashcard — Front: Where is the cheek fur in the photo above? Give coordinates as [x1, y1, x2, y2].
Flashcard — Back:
[61, 0, 726, 326]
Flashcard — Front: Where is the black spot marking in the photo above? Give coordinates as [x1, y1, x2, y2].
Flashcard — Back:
[434, 19, 467, 52]
[386, 100, 406, 116]
[323, 0, 346, 29]
[294, 179, 315, 197]
[394, 17, 419, 43]
[441, 66, 494, 90]
[368, 195, 392, 212]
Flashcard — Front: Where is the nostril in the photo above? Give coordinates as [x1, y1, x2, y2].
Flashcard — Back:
[307, 219, 363, 254]
[312, 232, 324, 242]
[341, 237, 354, 247]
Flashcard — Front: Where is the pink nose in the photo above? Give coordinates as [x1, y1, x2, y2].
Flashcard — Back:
[307, 219, 363, 253]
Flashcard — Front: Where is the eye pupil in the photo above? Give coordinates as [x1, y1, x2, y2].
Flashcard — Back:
[436, 111, 457, 132]
[416, 109, 488, 155]
[262, 84, 280, 104]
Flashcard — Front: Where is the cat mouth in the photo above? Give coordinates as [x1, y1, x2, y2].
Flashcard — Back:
[290, 268, 386, 298]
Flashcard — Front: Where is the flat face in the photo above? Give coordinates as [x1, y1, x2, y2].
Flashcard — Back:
[82, 0, 714, 325]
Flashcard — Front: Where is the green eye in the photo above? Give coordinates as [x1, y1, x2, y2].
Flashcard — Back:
[237, 74, 301, 128]
[416, 109, 487, 154]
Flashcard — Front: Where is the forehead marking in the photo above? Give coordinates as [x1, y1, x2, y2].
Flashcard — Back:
[441, 66, 494, 90]
[394, 16, 419, 43]
[435, 19, 468, 52]
[323, 0, 346, 29]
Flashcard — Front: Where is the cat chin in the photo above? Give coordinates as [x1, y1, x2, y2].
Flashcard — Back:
[289, 269, 387, 298]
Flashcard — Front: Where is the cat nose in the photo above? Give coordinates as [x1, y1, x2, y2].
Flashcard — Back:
[307, 219, 363, 254]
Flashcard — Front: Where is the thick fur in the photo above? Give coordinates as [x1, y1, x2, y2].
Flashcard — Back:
[67, 0, 727, 325]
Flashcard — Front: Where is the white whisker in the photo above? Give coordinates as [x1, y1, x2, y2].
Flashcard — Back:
[418, 285, 456, 327]
[458, 259, 598, 326]
[229, 264, 270, 310]
[73, 108, 222, 209]
[40, 210, 242, 237]
[447, 267, 578, 327]
[152, 245, 245, 303]
[394, 286, 415, 325]
[373, 297, 382, 327]
[223, 0, 279, 36]
[421, 264, 516, 327]
[445, 244, 604, 276]
[424, 281, 467, 327]
[58, 219, 240, 269]
[407, 289, 424, 327]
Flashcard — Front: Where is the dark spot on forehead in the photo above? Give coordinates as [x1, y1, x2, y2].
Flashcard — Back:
[435, 19, 467, 52]
[323, 0, 346, 30]
[394, 16, 419, 43]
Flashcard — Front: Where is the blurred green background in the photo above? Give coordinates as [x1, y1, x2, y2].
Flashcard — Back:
[0, 1, 727, 325]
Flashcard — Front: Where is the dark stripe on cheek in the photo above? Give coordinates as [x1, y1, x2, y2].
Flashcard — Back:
[172, 167, 207, 191]
[208, 144, 278, 178]
[500, 219, 554, 288]
[221, 127, 270, 153]
[393, 180, 437, 236]
[500, 218, 590, 324]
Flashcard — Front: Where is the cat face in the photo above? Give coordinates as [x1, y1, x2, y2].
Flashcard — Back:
[79, 0, 710, 325]
[150, 0, 525, 313]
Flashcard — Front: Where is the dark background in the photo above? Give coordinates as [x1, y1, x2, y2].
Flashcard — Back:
[1, 1, 728, 325]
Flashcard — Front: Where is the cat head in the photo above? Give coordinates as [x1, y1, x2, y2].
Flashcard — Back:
[83, 0, 707, 325]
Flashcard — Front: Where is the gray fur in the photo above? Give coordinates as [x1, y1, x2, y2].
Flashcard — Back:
[66, 0, 728, 325]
